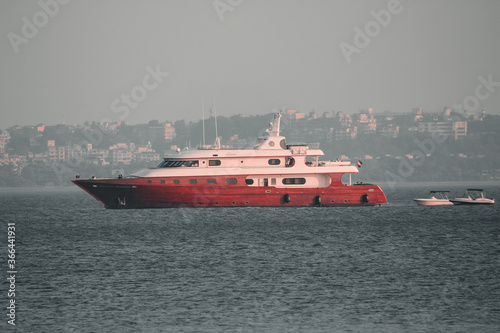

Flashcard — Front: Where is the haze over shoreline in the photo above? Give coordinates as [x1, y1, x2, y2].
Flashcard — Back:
[1, 0, 499, 128]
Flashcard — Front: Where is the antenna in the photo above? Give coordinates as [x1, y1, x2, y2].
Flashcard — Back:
[213, 95, 219, 149]
[202, 94, 206, 148]
[266, 112, 282, 137]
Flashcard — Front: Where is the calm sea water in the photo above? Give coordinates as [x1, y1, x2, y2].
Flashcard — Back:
[1, 184, 499, 332]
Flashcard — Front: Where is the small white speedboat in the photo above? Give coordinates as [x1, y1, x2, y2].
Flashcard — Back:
[451, 189, 495, 205]
[414, 191, 454, 206]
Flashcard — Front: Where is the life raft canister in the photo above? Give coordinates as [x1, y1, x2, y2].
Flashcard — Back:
[362, 194, 369, 204]
[283, 194, 291, 203]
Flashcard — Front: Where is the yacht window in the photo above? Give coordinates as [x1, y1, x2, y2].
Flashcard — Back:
[282, 178, 306, 185]
[189, 179, 197, 184]
[209, 160, 221, 166]
[268, 159, 281, 165]
[207, 179, 217, 184]
[271, 178, 276, 186]
[158, 160, 199, 168]
[226, 178, 237, 185]
[245, 179, 254, 185]
[173, 180, 180, 184]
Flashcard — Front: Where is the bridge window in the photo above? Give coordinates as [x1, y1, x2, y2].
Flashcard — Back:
[158, 160, 199, 168]
[282, 178, 306, 185]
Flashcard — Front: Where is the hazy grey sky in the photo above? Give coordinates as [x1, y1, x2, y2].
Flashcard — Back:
[1, 0, 499, 128]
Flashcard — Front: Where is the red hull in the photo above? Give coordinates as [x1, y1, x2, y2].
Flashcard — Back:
[73, 174, 387, 209]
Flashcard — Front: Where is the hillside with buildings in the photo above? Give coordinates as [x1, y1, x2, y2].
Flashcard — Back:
[0, 107, 499, 187]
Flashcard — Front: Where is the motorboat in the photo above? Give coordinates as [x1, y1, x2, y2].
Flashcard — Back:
[450, 189, 495, 205]
[414, 191, 454, 206]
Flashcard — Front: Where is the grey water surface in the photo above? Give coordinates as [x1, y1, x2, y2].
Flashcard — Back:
[1, 184, 499, 332]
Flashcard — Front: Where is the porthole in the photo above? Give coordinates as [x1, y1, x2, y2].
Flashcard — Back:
[147, 180, 152, 183]
[226, 178, 237, 185]
[189, 179, 197, 184]
[207, 179, 217, 184]
[331, 200, 335, 203]
[232, 201, 236, 205]
[215, 202, 219, 205]
[173, 180, 180, 184]
[269, 141, 275, 146]
[245, 201, 249, 204]
[344, 199, 348, 203]
[160, 180, 165, 184]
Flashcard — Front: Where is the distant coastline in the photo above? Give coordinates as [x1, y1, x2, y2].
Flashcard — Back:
[1, 180, 500, 191]
[1, 111, 499, 187]
[386, 180, 500, 188]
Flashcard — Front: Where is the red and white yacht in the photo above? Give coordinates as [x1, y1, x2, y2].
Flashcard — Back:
[73, 113, 388, 208]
